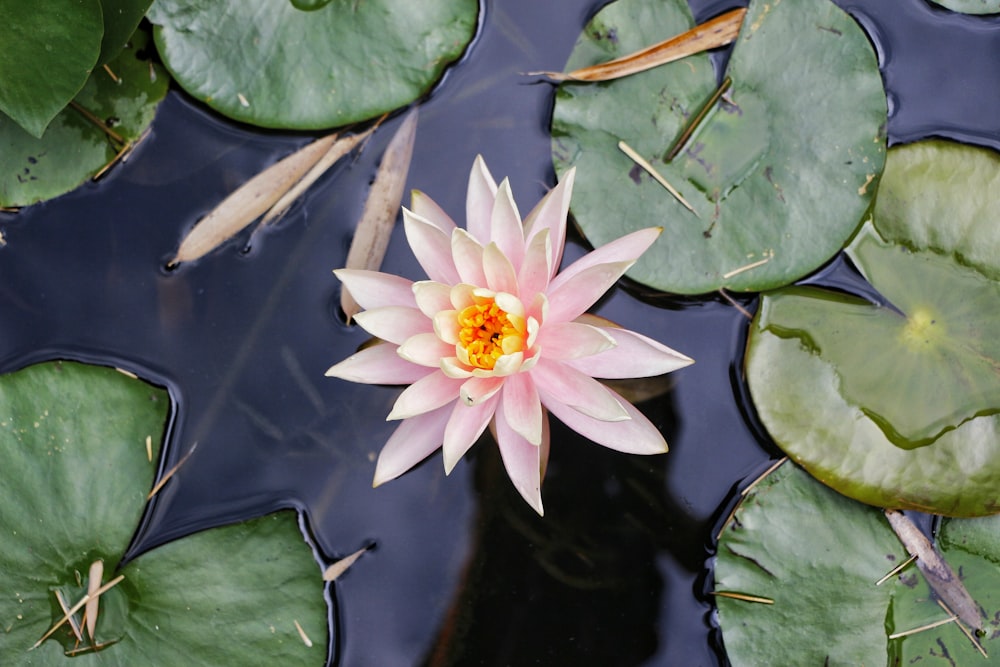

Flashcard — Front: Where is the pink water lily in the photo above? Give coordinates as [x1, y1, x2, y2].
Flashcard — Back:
[326, 156, 693, 515]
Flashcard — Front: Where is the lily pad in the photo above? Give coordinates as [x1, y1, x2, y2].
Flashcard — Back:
[97, 0, 155, 65]
[745, 141, 1000, 516]
[715, 461, 1000, 665]
[147, 0, 478, 129]
[0, 361, 327, 665]
[930, 0, 1000, 14]
[551, 0, 886, 295]
[0, 0, 104, 138]
[0, 28, 169, 208]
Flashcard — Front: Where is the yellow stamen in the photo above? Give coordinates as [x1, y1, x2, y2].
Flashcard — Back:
[457, 299, 526, 370]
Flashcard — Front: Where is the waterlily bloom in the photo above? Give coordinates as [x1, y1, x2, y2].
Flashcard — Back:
[326, 156, 693, 515]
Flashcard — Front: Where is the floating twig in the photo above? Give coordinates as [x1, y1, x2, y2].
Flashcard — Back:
[885, 509, 985, 632]
[31, 575, 124, 649]
[93, 128, 151, 181]
[102, 63, 120, 84]
[147, 441, 198, 499]
[888, 614, 958, 640]
[170, 133, 342, 265]
[323, 546, 370, 582]
[533, 8, 746, 82]
[145, 435, 153, 462]
[875, 553, 918, 586]
[85, 560, 103, 640]
[69, 101, 126, 147]
[715, 457, 787, 540]
[294, 620, 313, 647]
[717, 288, 753, 320]
[711, 591, 774, 605]
[617, 140, 699, 217]
[114, 368, 138, 380]
[723, 257, 770, 280]
[665, 76, 733, 161]
[53, 590, 83, 643]
[937, 599, 989, 658]
[341, 109, 419, 321]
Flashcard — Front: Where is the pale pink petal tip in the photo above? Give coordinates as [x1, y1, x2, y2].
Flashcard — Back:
[372, 405, 451, 486]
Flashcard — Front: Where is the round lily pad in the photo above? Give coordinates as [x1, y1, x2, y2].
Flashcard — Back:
[0, 28, 169, 207]
[745, 141, 1000, 517]
[715, 461, 1000, 665]
[97, 0, 155, 65]
[0, 0, 103, 138]
[147, 0, 479, 130]
[551, 0, 886, 295]
[929, 0, 1000, 14]
[0, 361, 326, 665]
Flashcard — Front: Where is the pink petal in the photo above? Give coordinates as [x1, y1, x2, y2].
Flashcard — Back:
[545, 259, 635, 324]
[541, 384, 668, 455]
[397, 332, 454, 368]
[452, 229, 488, 287]
[483, 243, 518, 295]
[325, 342, 433, 384]
[495, 402, 550, 516]
[490, 179, 525, 271]
[442, 393, 500, 473]
[501, 372, 543, 445]
[466, 155, 498, 243]
[459, 375, 505, 406]
[533, 321, 616, 361]
[373, 404, 451, 486]
[565, 317, 694, 378]
[386, 371, 462, 420]
[403, 208, 461, 285]
[517, 228, 552, 301]
[410, 190, 457, 234]
[529, 358, 628, 422]
[523, 167, 575, 279]
[412, 280, 453, 318]
[334, 269, 416, 310]
[353, 306, 432, 345]
[548, 227, 663, 320]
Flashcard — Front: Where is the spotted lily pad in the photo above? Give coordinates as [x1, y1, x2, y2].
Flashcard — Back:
[147, 0, 478, 130]
[0, 28, 168, 207]
[551, 0, 886, 295]
[745, 141, 1000, 516]
[0, 361, 326, 665]
[715, 461, 1000, 665]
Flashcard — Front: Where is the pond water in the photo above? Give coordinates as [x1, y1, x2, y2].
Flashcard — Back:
[1, 0, 998, 665]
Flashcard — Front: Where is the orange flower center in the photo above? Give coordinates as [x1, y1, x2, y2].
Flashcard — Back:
[457, 300, 525, 370]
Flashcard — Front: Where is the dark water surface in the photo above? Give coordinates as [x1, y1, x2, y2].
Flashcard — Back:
[1, 1, 998, 665]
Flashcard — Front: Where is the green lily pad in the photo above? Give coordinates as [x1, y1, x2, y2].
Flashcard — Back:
[745, 141, 1000, 516]
[715, 461, 1000, 665]
[0, 0, 104, 138]
[0, 361, 326, 664]
[551, 0, 886, 295]
[147, 0, 478, 130]
[97, 0, 155, 65]
[930, 0, 1000, 14]
[0, 28, 169, 207]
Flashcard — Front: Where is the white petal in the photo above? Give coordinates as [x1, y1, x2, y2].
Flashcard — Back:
[325, 342, 433, 384]
[501, 372, 543, 445]
[441, 356, 474, 378]
[334, 269, 415, 310]
[483, 242, 518, 294]
[466, 155, 498, 243]
[372, 404, 451, 486]
[386, 372, 462, 420]
[491, 351, 525, 377]
[397, 333, 454, 367]
[410, 190, 456, 234]
[412, 280, 453, 318]
[529, 358, 628, 422]
[518, 228, 552, 302]
[548, 227, 661, 294]
[353, 306, 432, 345]
[442, 393, 500, 474]
[565, 316, 694, 378]
[533, 321, 616, 361]
[491, 179, 524, 271]
[545, 259, 636, 324]
[402, 208, 461, 285]
[459, 375, 505, 407]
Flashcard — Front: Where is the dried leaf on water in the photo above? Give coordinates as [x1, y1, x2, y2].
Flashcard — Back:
[85, 559, 103, 640]
[534, 7, 745, 82]
[322, 546, 370, 581]
[170, 133, 340, 265]
[340, 109, 418, 321]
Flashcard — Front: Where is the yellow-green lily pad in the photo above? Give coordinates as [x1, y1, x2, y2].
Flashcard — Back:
[552, 0, 886, 295]
[745, 141, 1000, 516]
